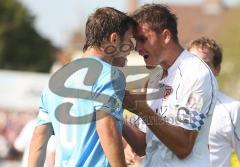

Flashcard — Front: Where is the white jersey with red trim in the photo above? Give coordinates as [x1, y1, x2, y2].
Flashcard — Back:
[142, 50, 217, 167]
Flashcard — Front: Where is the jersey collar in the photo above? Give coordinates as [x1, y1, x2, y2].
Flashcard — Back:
[167, 49, 188, 74]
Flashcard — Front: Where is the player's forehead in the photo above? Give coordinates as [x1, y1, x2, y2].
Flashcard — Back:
[190, 46, 214, 63]
[133, 23, 153, 40]
[134, 22, 151, 34]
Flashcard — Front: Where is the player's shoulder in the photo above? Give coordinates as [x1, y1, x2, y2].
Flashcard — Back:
[42, 85, 51, 97]
[217, 91, 240, 110]
[180, 50, 210, 73]
[90, 61, 125, 90]
[179, 50, 215, 81]
[100, 65, 125, 83]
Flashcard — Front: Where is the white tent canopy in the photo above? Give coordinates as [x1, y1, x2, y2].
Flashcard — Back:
[0, 70, 50, 112]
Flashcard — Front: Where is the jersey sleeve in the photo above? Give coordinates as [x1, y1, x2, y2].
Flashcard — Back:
[133, 116, 147, 133]
[92, 69, 126, 121]
[175, 70, 217, 131]
[126, 114, 147, 133]
[47, 135, 56, 153]
[37, 88, 51, 125]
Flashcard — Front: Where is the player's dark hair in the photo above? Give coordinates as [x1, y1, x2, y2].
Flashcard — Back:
[131, 3, 178, 43]
[83, 7, 136, 51]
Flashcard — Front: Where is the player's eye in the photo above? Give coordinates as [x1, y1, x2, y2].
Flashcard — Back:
[137, 37, 147, 43]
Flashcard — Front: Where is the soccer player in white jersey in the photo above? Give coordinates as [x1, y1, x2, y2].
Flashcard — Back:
[187, 36, 240, 167]
[123, 4, 217, 167]
[28, 7, 136, 167]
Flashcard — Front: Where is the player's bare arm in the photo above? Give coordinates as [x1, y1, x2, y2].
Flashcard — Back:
[96, 110, 127, 167]
[122, 120, 146, 156]
[124, 91, 198, 159]
[28, 123, 54, 167]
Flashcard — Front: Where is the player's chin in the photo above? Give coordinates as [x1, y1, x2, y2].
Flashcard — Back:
[145, 61, 157, 69]
[113, 57, 127, 67]
[146, 65, 156, 69]
[117, 60, 127, 67]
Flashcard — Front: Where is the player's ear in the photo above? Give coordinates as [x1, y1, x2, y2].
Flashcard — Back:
[214, 64, 221, 76]
[108, 32, 118, 44]
[161, 29, 171, 45]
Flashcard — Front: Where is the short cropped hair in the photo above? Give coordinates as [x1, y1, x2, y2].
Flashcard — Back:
[83, 7, 136, 51]
[132, 4, 178, 42]
[187, 37, 222, 67]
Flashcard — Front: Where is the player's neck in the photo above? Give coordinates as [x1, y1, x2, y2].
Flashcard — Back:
[161, 43, 184, 70]
[83, 48, 112, 65]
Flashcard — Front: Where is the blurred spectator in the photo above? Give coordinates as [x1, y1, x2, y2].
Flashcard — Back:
[187, 36, 240, 167]
[0, 111, 9, 159]
[50, 48, 71, 74]
[70, 50, 83, 61]
[14, 119, 55, 167]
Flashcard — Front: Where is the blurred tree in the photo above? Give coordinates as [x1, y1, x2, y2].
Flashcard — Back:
[0, 0, 55, 72]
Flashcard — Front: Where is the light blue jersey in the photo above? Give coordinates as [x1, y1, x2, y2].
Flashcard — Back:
[37, 56, 126, 167]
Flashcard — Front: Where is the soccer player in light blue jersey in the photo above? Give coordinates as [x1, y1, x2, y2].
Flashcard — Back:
[28, 7, 136, 167]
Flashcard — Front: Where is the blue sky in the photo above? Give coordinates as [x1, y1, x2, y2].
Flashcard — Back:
[19, 0, 239, 48]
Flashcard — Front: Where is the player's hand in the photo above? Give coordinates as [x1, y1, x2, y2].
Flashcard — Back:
[124, 144, 136, 166]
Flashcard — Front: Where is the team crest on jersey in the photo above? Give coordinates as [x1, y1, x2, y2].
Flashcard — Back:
[163, 85, 173, 100]
[110, 94, 122, 110]
[187, 92, 203, 112]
